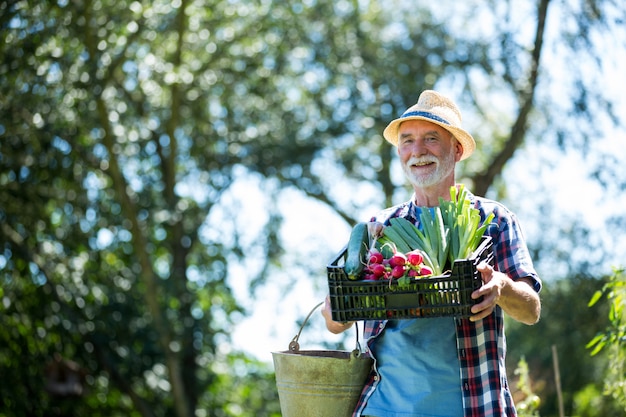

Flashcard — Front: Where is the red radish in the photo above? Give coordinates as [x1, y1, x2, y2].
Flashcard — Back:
[363, 273, 378, 281]
[389, 253, 407, 267]
[368, 250, 384, 264]
[406, 250, 423, 266]
[391, 265, 405, 278]
[408, 268, 420, 277]
[419, 266, 433, 276]
[370, 263, 387, 278]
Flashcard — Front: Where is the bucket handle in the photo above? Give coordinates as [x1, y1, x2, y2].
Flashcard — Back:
[287, 301, 365, 359]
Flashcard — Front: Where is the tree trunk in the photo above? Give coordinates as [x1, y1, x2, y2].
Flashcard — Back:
[472, 0, 551, 196]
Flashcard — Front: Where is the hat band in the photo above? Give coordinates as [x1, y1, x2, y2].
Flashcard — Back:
[401, 111, 450, 126]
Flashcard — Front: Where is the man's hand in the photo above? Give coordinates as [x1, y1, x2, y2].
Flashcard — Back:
[470, 262, 541, 325]
[321, 295, 355, 334]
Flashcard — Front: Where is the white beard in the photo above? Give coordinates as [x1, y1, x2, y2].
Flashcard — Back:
[401, 146, 456, 189]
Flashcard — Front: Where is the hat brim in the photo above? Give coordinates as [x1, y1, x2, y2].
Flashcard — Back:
[383, 116, 476, 161]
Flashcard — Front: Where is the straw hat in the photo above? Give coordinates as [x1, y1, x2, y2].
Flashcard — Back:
[382, 90, 476, 161]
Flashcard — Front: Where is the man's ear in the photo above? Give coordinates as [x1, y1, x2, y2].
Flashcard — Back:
[454, 140, 463, 162]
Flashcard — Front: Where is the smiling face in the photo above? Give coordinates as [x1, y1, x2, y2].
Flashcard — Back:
[397, 119, 463, 192]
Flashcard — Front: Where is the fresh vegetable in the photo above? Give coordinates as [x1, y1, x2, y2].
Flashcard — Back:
[378, 217, 443, 275]
[406, 250, 424, 267]
[377, 185, 494, 275]
[344, 222, 370, 280]
[440, 184, 495, 263]
[361, 244, 433, 286]
[369, 250, 384, 265]
[416, 206, 449, 273]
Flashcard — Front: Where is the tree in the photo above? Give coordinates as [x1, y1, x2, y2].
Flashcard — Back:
[1, 0, 625, 415]
[2, 0, 478, 415]
[0, 0, 295, 415]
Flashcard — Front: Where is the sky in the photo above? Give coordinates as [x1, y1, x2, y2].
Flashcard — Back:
[224, 183, 354, 365]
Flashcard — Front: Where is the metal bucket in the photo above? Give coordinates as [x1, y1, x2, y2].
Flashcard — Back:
[272, 302, 373, 417]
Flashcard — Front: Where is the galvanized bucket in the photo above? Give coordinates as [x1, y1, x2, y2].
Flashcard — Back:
[272, 302, 373, 417]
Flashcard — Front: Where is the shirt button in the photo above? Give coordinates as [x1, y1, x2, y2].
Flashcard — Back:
[374, 376, 379, 381]
[463, 382, 470, 391]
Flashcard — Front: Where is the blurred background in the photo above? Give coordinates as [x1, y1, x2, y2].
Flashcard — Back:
[1, 0, 626, 416]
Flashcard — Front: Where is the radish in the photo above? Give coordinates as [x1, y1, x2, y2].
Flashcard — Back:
[370, 263, 387, 278]
[391, 265, 406, 278]
[389, 253, 407, 267]
[419, 266, 433, 276]
[368, 250, 384, 265]
[406, 250, 424, 266]
[363, 273, 378, 281]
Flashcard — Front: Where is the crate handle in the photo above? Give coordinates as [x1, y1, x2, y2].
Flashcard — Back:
[288, 301, 364, 358]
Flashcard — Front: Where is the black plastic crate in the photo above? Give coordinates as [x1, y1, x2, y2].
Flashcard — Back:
[327, 236, 494, 321]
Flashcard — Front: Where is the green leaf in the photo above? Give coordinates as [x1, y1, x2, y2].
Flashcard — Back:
[586, 333, 604, 349]
[589, 339, 606, 356]
[588, 290, 604, 307]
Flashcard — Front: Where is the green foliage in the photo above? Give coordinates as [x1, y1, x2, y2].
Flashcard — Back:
[505, 274, 620, 416]
[200, 353, 281, 417]
[587, 267, 626, 411]
[572, 383, 624, 417]
[514, 357, 541, 417]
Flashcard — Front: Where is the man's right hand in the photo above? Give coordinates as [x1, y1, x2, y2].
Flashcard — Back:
[321, 295, 355, 334]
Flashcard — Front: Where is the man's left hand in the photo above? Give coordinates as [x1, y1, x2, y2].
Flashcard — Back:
[469, 261, 505, 322]
[469, 262, 541, 325]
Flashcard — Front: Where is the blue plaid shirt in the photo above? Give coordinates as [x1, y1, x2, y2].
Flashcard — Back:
[353, 190, 541, 417]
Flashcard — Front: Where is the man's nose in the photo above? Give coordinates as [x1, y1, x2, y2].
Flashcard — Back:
[410, 139, 428, 156]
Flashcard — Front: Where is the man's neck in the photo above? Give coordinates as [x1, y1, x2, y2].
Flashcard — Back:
[412, 182, 457, 207]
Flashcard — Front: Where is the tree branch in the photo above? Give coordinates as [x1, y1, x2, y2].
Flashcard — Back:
[472, 0, 550, 196]
[81, 3, 187, 415]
